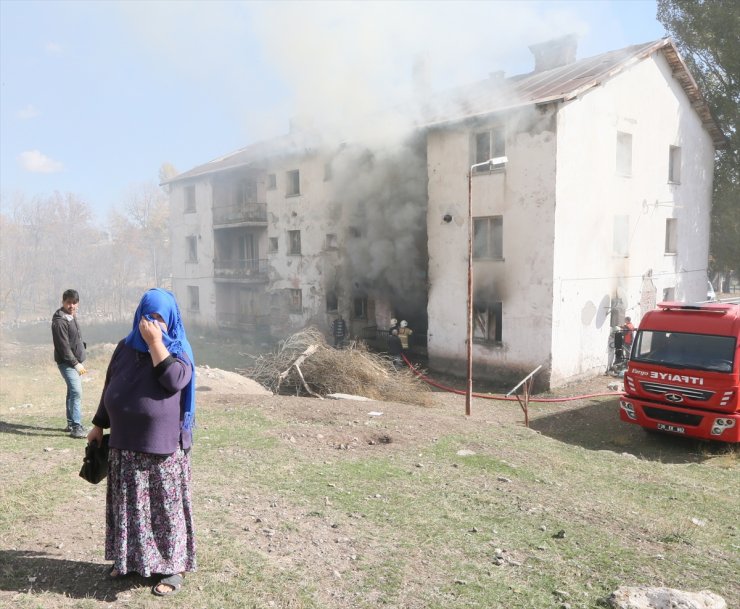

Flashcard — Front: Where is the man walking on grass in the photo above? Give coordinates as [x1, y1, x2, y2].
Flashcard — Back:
[51, 289, 87, 438]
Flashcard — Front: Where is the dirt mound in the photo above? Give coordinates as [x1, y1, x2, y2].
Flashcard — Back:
[196, 366, 271, 396]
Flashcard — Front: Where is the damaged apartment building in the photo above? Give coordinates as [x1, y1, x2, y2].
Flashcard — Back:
[165, 36, 722, 388]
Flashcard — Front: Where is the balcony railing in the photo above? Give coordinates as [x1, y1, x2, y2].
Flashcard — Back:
[214, 258, 268, 280]
[213, 202, 267, 226]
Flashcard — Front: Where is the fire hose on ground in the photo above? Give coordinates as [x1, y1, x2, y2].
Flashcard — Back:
[400, 354, 621, 403]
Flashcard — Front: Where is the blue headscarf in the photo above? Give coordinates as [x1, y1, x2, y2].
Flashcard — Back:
[124, 288, 196, 431]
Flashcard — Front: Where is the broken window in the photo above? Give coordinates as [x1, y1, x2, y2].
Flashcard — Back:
[286, 170, 300, 196]
[289, 288, 302, 313]
[184, 185, 196, 213]
[187, 286, 200, 312]
[268, 237, 278, 254]
[616, 132, 632, 176]
[326, 291, 338, 312]
[352, 297, 368, 319]
[474, 302, 502, 343]
[473, 216, 503, 259]
[288, 230, 301, 255]
[668, 146, 681, 183]
[186, 236, 198, 262]
[267, 173, 277, 190]
[665, 218, 678, 254]
[325, 233, 338, 249]
[612, 215, 629, 257]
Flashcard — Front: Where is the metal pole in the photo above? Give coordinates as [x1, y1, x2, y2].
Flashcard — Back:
[466, 168, 473, 416]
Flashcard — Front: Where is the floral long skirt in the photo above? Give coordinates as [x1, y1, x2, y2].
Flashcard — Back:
[106, 447, 197, 577]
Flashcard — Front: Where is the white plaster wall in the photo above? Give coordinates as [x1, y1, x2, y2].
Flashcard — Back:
[170, 180, 217, 326]
[552, 52, 715, 384]
[265, 153, 339, 330]
[427, 108, 558, 379]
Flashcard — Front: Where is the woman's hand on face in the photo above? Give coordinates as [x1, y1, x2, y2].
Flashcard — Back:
[139, 317, 164, 347]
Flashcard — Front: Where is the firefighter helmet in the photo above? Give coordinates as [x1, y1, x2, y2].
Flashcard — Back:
[400, 320, 408, 328]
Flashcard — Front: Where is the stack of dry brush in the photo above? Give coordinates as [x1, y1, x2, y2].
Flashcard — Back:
[245, 328, 432, 406]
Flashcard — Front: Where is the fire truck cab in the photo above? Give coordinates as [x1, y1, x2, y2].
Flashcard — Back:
[619, 302, 740, 443]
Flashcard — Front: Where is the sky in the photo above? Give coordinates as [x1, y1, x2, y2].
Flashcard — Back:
[0, 0, 667, 222]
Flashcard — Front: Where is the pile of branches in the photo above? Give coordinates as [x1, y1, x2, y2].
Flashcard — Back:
[247, 327, 432, 406]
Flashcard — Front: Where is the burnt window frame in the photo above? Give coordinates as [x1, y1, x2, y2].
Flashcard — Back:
[473, 301, 502, 344]
[352, 296, 368, 320]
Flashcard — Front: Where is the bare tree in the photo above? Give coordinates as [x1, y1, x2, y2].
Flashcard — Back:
[120, 181, 171, 288]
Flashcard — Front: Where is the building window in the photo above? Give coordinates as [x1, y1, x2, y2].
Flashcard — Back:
[267, 173, 277, 190]
[324, 162, 332, 181]
[348, 226, 363, 239]
[268, 237, 278, 253]
[616, 131, 632, 176]
[288, 230, 301, 255]
[186, 236, 198, 262]
[326, 291, 338, 312]
[663, 287, 675, 301]
[289, 288, 302, 313]
[474, 302, 502, 343]
[352, 297, 368, 319]
[668, 146, 681, 183]
[665, 218, 678, 254]
[184, 185, 196, 213]
[286, 170, 300, 196]
[325, 233, 338, 249]
[613, 215, 629, 257]
[474, 127, 506, 171]
[187, 286, 200, 312]
[236, 179, 257, 205]
[473, 216, 503, 259]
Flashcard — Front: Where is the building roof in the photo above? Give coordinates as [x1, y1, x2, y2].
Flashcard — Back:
[421, 38, 724, 146]
[165, 38, 723, 185]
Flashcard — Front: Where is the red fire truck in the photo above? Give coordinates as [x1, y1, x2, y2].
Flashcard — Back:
[619, 301, 740, 442]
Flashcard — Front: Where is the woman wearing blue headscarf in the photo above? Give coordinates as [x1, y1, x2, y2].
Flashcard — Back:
[88, 288, 196, 596]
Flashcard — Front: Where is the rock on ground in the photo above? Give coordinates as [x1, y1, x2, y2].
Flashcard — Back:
[608, 586, 726, 609]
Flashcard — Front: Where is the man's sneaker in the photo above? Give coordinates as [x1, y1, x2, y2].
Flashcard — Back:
[63, 425, 72, 433]
[70, 425, 87, 439]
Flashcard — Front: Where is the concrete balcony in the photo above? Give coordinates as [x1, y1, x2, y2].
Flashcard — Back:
[214, 258, 269, 283]
[213, 202, 267, 227]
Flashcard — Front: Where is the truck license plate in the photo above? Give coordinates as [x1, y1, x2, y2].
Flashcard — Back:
[657, 423, 685, 434]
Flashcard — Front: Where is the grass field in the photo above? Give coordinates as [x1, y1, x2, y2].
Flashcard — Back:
[0, 339, 737, 608]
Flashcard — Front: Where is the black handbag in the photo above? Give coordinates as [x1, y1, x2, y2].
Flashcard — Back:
[79, 434, 110, 484]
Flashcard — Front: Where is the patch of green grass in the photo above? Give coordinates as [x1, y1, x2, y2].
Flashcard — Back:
[1, 351, 739, 609]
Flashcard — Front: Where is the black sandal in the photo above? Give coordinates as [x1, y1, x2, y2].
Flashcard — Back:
[152, 573, 184, 596]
